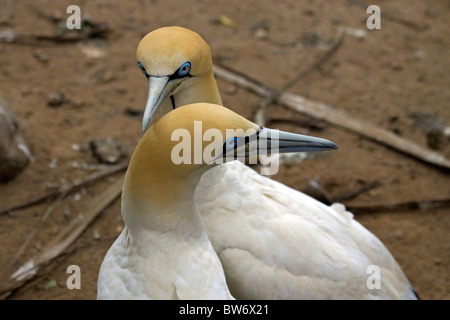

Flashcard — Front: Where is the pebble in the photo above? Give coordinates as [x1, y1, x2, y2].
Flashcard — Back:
[89, 137, 123, 164]
[47, 92, 65, 107]
[33, 50, 49, 64]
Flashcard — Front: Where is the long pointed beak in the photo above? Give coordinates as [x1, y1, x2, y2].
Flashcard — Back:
[142, 76, 173, 133]
[259, 128, 339, 154]
[220, 127, 338, 162]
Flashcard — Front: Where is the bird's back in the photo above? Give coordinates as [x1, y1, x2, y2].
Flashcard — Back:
[195, 160, 417, 299]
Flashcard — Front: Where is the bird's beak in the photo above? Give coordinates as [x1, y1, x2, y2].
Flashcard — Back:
[258, 127, 339, 154]
[222, 127, 338, 161]
[142, 76, 180, 133]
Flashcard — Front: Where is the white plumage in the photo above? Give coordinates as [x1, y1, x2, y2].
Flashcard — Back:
[196, 160, 416, 299]
[98, 225, 234, 299]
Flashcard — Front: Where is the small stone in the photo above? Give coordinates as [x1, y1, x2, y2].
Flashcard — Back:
[89, 137, 123, 164]
[93, 229, 101, 240]
[47, 92, 65, 107]
[414, 50, 424, 59]
[49, 157, 58, 169]
[123, 108, 143, 118]
[225, 85, 237, 95]
[388, 62, 403, 71]
[253, 28, 268, 40]
[33, 50, 49, 64]
[71, 143, 81, 151]
[427, 129, 445, 150]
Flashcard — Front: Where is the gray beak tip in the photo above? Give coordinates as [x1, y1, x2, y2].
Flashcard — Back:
[329, 142, 339, 150]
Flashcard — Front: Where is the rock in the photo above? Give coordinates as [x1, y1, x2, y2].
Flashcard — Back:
[343, 27, 367, 40]
[89, 137, 123, 164]
[47, 92, 65, 107]
[409, 112, 448, 150]
[427, 128, 445, 150]
[33, 50, 49, 64]
[123, 108, 143, 118]
[298, 31, 329, 49]
[0, 98, 32, 182]
[248, 20, 269, 40]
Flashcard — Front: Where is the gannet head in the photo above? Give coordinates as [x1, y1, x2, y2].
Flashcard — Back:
[136, 26, 220, 133]
[125, 103, 338, 207]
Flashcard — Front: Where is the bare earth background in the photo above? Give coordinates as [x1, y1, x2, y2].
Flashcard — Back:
[0, 0, 448, 300]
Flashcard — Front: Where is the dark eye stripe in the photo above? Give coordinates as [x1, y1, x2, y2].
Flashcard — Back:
[138, 61, 192, 81]
[138, 62, 149, 78]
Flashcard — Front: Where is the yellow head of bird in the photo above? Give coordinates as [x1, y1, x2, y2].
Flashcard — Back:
[136, 26, 212, 78]
[136, 26, 222, 133]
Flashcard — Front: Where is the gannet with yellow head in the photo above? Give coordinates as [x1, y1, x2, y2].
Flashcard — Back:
[137, 26, 222, 132]
[97, 103, 337, 299]
[133, 26, 418, 299]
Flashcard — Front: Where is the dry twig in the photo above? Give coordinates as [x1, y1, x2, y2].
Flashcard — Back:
[303, 180, 380, 205]
[347, 0, 429, 32]
[255, 29, 345, 126]
[0, 162, 128, 216]
[266, 117, 327, 131]
[0, 23, 109, 45]
[346, 197, 450, 214]
[332, 181, 381, 203]
[213, 64, 450, 170]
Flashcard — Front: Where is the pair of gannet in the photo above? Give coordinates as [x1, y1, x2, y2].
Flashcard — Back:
[98, 26, 418, 300]
[97, 102, 337, 299]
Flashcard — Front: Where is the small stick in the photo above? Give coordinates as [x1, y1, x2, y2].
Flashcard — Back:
[346, 197, 450, 214]
[332, 180, 380, 203]
[0, 23, 109, 45]
[347, 0, 428, 32]
[213, 64, 450, 170]
[27, 4, 64, 24]
[0, 162, 128, 216]
[303, 180, 334, 205]
[36, 23, 109, 42]
[255, 29, 345, 126]
[266, 117, 327, 131]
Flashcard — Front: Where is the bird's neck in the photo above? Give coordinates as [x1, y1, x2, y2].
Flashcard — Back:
[182, 70, 222, 106]
[121, 147, 208, 238]
[160, 70, 222, 116]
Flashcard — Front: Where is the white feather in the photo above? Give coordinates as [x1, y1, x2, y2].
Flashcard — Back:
[196, 160, 416, 299]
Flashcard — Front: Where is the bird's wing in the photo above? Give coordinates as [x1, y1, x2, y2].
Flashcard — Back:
[196, 161, 415, 299]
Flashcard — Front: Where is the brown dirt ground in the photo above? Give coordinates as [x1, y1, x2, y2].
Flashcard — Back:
[0, 0, 448, 300]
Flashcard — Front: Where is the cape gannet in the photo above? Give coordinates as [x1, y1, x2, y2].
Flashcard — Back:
[97, 102, 337, 299]
[134, 26, 418, 299]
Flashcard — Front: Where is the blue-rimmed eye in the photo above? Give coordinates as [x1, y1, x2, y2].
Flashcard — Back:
[225, 137, 238, 150]
[178, 62, 191, 77]
[138, 62, 149, 77]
